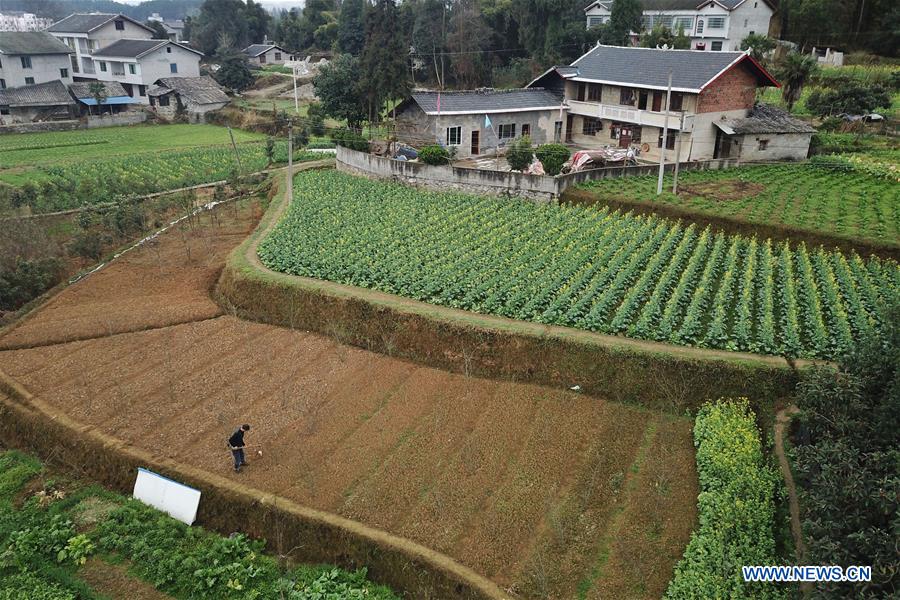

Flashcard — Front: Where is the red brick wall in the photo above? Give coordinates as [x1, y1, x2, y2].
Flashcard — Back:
[696, 63, 758, 113]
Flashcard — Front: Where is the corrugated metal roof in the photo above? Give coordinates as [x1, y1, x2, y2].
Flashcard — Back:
[46, 13, 152, 34]
[152, 76, 229, 105]
[721, 104, 817, 134]
[0, 80, 75, 108]
[409, 88, 565, 115]
[69, 81, 128, 99]
[0, 32, 73, 56]
[570, 45, 775, 92]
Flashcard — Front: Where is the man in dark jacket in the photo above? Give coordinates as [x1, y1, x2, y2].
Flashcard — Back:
[228, 424, 250, 472]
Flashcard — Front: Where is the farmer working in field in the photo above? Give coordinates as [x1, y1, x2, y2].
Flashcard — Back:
[228, 424, 251, 473]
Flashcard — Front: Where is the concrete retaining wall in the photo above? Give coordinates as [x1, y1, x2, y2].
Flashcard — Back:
[336, 145, 741, 200]
[0, 112, 147, 135]
[86, 112, 148, 128]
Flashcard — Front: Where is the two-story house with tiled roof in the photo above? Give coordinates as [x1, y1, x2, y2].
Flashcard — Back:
[46, 13, 154, 78]
[530, 45, 812, 162]
[92, 39, 203, 102]
[584, 0, 776, 51]
[0, 32, 73, 89]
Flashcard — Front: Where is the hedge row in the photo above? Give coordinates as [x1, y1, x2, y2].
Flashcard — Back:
[666, 399, 785, 599]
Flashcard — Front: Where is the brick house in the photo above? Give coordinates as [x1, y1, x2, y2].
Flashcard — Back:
[393, 88, 567, 159]
[527, 44, 803, 162]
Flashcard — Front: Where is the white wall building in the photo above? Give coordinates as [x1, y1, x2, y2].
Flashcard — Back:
[46, 13, 154, 78]
[91, 39, 203, 103]
[0, 11, 53, 31]
[584, 0, 776, 51]
[0, 32, 73, 89]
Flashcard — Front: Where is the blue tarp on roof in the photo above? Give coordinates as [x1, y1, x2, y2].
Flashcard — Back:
[77, 96, 137, 105]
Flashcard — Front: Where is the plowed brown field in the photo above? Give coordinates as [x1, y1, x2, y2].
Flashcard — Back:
[0, 196, 698, 599]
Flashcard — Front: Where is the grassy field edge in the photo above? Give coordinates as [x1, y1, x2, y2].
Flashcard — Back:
[215, 167, 804, 418]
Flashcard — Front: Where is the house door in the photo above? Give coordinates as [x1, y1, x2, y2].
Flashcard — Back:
[565, 114, 574, 142]
[714, 128, 733, 158]
[471, 130, 480, 155]
[618, 125, 633, 148]
[652, 92, 663, 112]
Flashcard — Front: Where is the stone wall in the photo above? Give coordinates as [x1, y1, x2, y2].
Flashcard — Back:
[337, 145, 741, 200]
[86, 112, 148, 128]
[0, 112, 146, 134]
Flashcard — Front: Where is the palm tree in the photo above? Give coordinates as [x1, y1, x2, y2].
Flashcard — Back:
[88, 82, 107, 117]
[777, 52, 818, 112]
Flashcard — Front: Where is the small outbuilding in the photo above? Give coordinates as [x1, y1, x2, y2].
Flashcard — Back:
[243, 43, 293, 66]
[0, 80, 76, 124]
[147, 76, 229, 122]
[713, 104, 816, 161]
[69, 81, 138, 115]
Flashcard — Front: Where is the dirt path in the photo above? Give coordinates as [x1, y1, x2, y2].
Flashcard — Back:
[80, 558, 175, 600]
[775, 406, 806, 562]
[0, 176, 698, 599]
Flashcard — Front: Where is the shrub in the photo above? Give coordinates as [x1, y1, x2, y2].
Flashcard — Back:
[330, 129, 369, 152]
[0, 258, 65, 312]
[417, 145, 450, 165]
[665, 398, 784, 599]
[69, 231, 110, 261]
[806, 83, 892, 116]
[306, 102, 327, 136]
[535, 144, 570, 176]
[505, 136, 534, 171]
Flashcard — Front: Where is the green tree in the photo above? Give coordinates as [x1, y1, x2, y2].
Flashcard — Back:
[215, 51, 253, 91]
[640, 24, 689, 49]
[777, 51, 819, 111]
[190, 0, 250, 56]
[603, 0, 642, 46]
[447, 0, 492, 88]
[244, 0, 270, 44]
[88, 82, 107, 116]
[312, 54, 367, 128]
[299, 0, 337, 50]
[145, 20, 170, 40]
[739, 33, 776, 62]
[337, 0, 366, 55]
[806, 83, 892, 115]
[506, 136, 534, 171]
[360, 0, 410, 122]
[514, 0, 589, 64]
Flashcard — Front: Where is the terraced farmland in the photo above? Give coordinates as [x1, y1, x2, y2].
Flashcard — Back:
[259, 170, 899, 360]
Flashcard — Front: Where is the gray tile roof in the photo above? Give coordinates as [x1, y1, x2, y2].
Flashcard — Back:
[409, 88, 565, 115]
[47, 13, 151, 34]
[151, 76, 229, 105]
[0, 80, 74, 107]
[570, 45, 775, 91]
[585, 0, 770, 11]
[243, 44, 287, 57]
[724, 104, 816, 134]
[0, 32, 73, 56]
[92, 39, 166, 58]
[68, 81, 129, 99]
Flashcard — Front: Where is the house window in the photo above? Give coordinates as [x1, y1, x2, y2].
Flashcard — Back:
[610, 122, 620, 139]
[577, 82, 586, 101]
[1, 106, 9, 115]
[149, 96, 155, 106]
[0, 79, 5, 89]
[25, 77, 35, 85]
[708, 17, 725, 28]
[658, 131, 676, 150]
[170, 63, 178, 73]
[114, 19, 124, 30]
[674, 16, 693, 30]
[20, 56, 32, 69]
[521, 123, 531, 137]
[588, 16, 602, 27]
[711, 41, 723, 51]
[260, 54, 267, 64]
[619, 88, 635, 106]
[754, 1, 757, 6]
[446, 126, 461, 146]
[744, 19, 748, 26]
[696, 19, 704, 33]
[554, 121, 562, 142]
[582, 117, 602, 136]
[641, 15, 651, 29]
[99, 61, 107, 72]
[670, 92, 684, 111]
[656, 15, 673, 28]
[631, 126, 642, 143]
[158, 95, 170, 107]
[498, 123, 516, 139]
[275, 52, 281, 60]
[758, 139, 769, 151]
[587, 83, 601, 102]
[128, 64, 136, 75]
[138, 84, 146, 96]
[60, 68, 69, 78]
[166, 46, 172, 53]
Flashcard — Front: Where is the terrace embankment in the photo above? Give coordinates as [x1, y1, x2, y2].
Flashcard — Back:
[0, 177, 699, 599]
[217, 172, 802, 420]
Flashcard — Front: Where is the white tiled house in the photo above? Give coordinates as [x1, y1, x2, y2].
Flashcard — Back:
[46, 13, 154, 78]
[91, 39, 203, 103]
[0, 32, 73, 89]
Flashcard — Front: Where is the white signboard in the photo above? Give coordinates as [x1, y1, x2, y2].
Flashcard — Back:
[133, 468, 201, 525]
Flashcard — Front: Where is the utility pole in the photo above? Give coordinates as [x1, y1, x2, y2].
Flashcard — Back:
[292, 64, 299, 114]
[227, 126, 243, 173]
[672, 111, 685, 194]
[287, 123, 293, 205]
[657, 70, 672, 196]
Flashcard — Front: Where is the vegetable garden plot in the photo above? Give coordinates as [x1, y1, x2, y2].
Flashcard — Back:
[260, 171, 899, 361]
[576, 163, 900, 247]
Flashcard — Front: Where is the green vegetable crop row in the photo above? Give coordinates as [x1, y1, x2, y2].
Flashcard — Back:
[259, 171, 899, 360]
